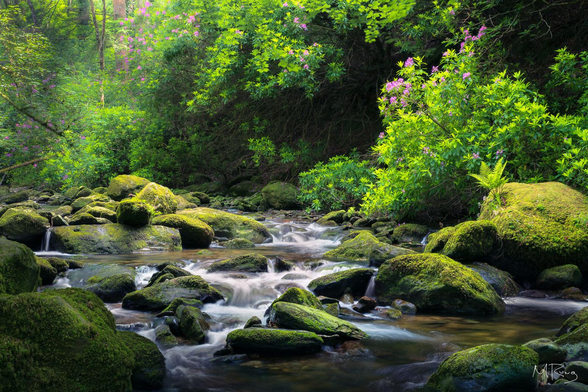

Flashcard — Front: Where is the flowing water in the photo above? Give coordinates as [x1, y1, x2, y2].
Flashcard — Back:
[39, 215, 588, 392]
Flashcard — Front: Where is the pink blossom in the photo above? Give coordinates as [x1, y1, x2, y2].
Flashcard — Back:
[303, 64, 309, 69]
[137, 66, 142, 70]
[404, 57, 414, 67]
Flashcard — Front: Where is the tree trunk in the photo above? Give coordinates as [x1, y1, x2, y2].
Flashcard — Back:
[25, 0, 39, 27]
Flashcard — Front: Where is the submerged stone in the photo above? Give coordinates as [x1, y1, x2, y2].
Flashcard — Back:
[208, 253, 268, 273]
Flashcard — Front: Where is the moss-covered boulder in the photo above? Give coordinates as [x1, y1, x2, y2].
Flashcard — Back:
[0, 238, 39, 294]
[308, 268, 374, 299]
[46, 257, 70, 273]
[229, 181, 260, 197]
[438, 220, 498, 262]
[0, 288, 158, 392]
[115, 330, 166, 390]
[155, 324, 178, 347]
[86, 273, 137, 302]
[116, 199, 153, 226]
[178, 207, 271, 244]
[107, 174, 151, 201]
[271, 287, 323, 311]
[536, 264, 583, 290]
[223, 238, 255, 248]
[523, 338, 567, 363]
[557, 307, 588, 337]
[71, 194, 110, 212]
[324, 231, 414, 266]
[479, 182, 588, 280]
[178, 305, 210, 343]
[270, 302, 367, 340]
[122, 275, 224, 311]
[208, 253, 268, 273]
[226, 328, 324, 356]
[317, 210, 346, 226]
[467, 262, 521, 297]
[0, 208, 49, 246]
[36, 257, 57, 285]
[77, 206, 117, 223]
[175, 195, 197, 210]
[375, 254, 505, 314]
[426, 344, 538, 392]
[191, 191, 210, 204]
[152, 214, 214, 248]
[162, 297, 203, 314]
[261, 181, 300, 210]
[68, 212, 110, 225]
[0, 200, 40, 218]
[74, 186, 93, 199]
[146, 265, 191, 287]
[391, 223, 429, 244]
[136, 182, 178, 214]
[51, 224, 181, 254]
[1, 190, 29, 204]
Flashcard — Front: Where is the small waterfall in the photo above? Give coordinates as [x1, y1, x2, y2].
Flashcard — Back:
[364, 275, 376, 298]
[267, 258, 276, 273]
[421, 231, 433, 246]
[41, 228, 52, 252]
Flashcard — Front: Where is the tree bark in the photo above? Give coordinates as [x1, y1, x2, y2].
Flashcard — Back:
[25, 0, 39, 27]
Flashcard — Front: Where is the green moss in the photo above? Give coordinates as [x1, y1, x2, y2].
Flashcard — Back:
[1, 190, 29, 204]
[116, 199, 153, 226]
[0, 238, 39, 294]
[117, 330, 166, 390]
[271, 287, 323, 310]
[51, 223, 182, 254]
[467, 262, 521, 297]
[122, 275, 224, 311]
[270, 302, 368, 340]
[178, 305, 210, 343]
[76, 206, 117, 222]
[427, 344, 538, 391]
[226, 328, 324, 356]
[107, 174, 151, 201]
[155, 324, 178, 347]
[229, 181, 260, 197]
[308, 268, 374, 298]
[146, 265, 191, 288]
[69, 212, 109, 225]
[74, 186, 93, 199]
[0, 201, 40, 218]
[162, 297, 203, 313]
[191, 192, 210, 204]
[46, 257, 69, 273]
[375, 254, 505, 314]
[478, 182, 588, 279]
[86, 273, 137, 302]
[0, 208, 49, 245]
[178, 207, 271, 244]
[208, 253, 268, 273]
[175, 195, 197, 210]
[137, 182, 178, 214]
[557, 307, 588, 337]
[391, 223, 429, 243]
[536, 264, 582, 290]
[0, 288, 136, 392]
[152, 214, 214, 248]
[441, 220, 498, 262]
[36, 257, 57, 286]
[261, 181, 300, 210]
[223, 238, 255, 248]
[93, 186, 108, 195]
[324, 231, 414, 266]
[523, 338, 567, 363]
[71, 194, 110, 212]
[317, 210, 346, 226]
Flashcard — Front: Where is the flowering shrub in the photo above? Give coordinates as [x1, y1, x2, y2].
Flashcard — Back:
[363, 28, 582, 217]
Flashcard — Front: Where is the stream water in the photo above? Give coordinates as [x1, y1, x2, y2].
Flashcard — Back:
[38, 216, 588, 392]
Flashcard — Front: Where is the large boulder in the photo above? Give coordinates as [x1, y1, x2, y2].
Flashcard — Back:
[51, 224, 181, 254]
[225, 328, 324, 356]
[71, 194, 110, 212]
[0, 288, 164, 391]
[117, 331, 166, 391]
[269, 302, 367, 340]
[116, 199, 153, 226]
[324, 231, 414, 266]
[152, 214, 214, 248]
[0, 200, 40, 217]
[391, 223, 429, 244]
[427, 220, 498, 262]
[107, 174, 151, 201]
[86, 273, 137, 302]
[317, 210, 346, 226]
[466, 263, 521, 297]
[178, 207, 271, 244]
[424, 226, 457, 253]
[478, 182, 588, 280]
[0, 208, 49, 246]
[271, 287, 323, 310]
[308, 268, 374, 299]
[208, 253, 268, 273]
[557, 307, 588, 337]
[146, 265, 191, 287]
[36, 257, 58, 285]
[536, 264, 582, 290]
[136, 182, 178, 214]
[261, 181, 300, 210]
[177, 305, 210, 343]
[375, 254, 505, 314]
[122, 275, 224, 311]
[523, 338, 567, 364]
[1, 190, 29, 204]
[77, 206, 117, 223]
[426, 344, 538, 392]
[0, 238, 39, 294]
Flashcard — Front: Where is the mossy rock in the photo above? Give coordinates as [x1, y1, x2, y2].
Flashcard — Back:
[271, 287, 323, 311]
[209, 253, 268, 273]
[74, 186, 93, 199]
[226, 328, 324, 356]
[51, 224, 182, 254]
[270, 302, 367, 341]
[308, 268, 374, 299]
[0, 238, 39, 294]
[0, 208, 49, 246]
[122, 275, 224, 311]
[557, 307, 588, 337]
[137, 182, 178, 214]
[523, 338, 567, 363]
[155, 324, 178, 347]
[116, 199, 153, 226]
[426, 344, 538, 392]
[46, 257, 69, 273]
[36, 257, 57, 285]
[229, 181, 260, 197]
[223, 238, 255, 249]
[69, 212, 110, 225]
[92, 186, 108, 195]
[107, 174, 151, 201]
[63, 186, 82, 199]
[175, 195, 197, 210]
[261, 181, 300, 210]
[152, 214, 214, 248]
[324, 231, 414, 266]
[440, 220, 498, 262]
[1, 190, 29, 204]
[71, 194, 110, 212]
[375, 254, 505, 314]
[478, 182, 588, 280]
[146, 265, 191, 288]
[244, 316, 263, 329]
[178, 305, 210, 343]
[117, 330, 166, 390]
[178, 207, 271, 244]
[77, 206, 117, 223]
[55, 205, 73, 216]
[0, 200, 40, 218]
[162, 297, 203, 313]
[391, 223, 429, 243]
[317, 210, 346, 226]
[0, 288, 139, 392]
[87, 273, 137, 302]
[86, 200, 119, 212]
[191, 191, 210, 204]
[467, 262, 521, 297]
[536, 264, 583, 290]
[67, 264, 135, 288]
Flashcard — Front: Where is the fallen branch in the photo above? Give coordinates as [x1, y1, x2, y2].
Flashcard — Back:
[0, 156, 53, 174]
